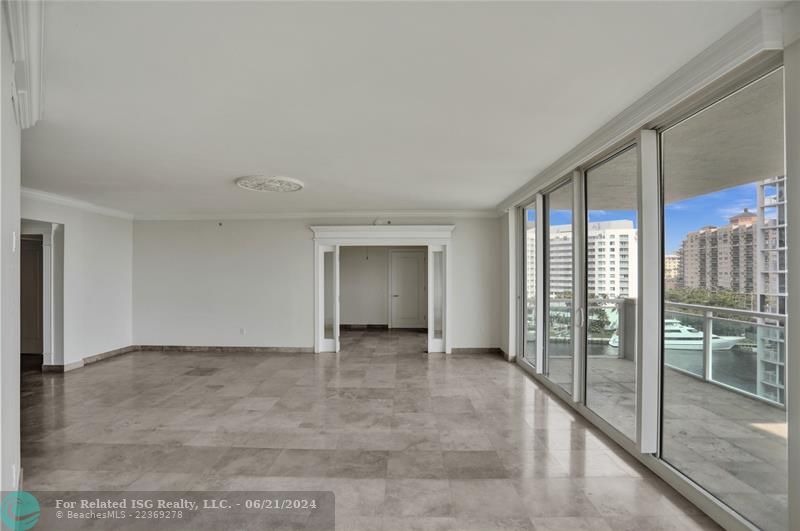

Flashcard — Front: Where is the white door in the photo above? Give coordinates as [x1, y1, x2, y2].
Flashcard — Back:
[390, 250, 426, 328]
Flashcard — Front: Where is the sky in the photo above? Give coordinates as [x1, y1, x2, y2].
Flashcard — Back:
[525, 182, 758, 253]
[664, 182, 757, 253]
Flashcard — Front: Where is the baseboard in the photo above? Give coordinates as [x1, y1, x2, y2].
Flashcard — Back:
[500, 349, 516, 362]
[84, 345, 139, 365]
[139, 345, 314, 353]
[39, 343, 503, 373]
[41, 343, 313, 374]
[42, 359, 84, 373]
[340, 324, 389, 330]
[42, 345, 136, 373]
[452, 347, 504, 356]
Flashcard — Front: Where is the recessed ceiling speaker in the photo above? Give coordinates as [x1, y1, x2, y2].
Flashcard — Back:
[235, 175, 304, 192]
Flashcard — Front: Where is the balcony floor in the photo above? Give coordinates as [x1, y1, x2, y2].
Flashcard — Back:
[570, 355, 787, 531]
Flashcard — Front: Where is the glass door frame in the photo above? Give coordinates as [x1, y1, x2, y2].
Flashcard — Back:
[514, 134, 666, 463]
[581, 142, 642, 445]
[511, 23, 795, 531]
[316, 243, 340, 353]
[520, 173, 586, 399]
[518, 196, 546, 371]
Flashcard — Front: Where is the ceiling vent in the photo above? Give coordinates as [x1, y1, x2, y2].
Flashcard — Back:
[235, 175, 304, 193]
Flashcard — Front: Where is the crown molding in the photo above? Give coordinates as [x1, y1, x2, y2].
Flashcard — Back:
[310, 224, 455, 242]
[4, 0, 44, 129]
[497, 7, 786, 213]
[134, 209, 499, 221]
[21, 188, 134, 220]
[20, 189, 496, 221]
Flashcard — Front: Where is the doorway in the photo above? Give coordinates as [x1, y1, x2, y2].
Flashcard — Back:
[337, 247, 427, 331]
[20, 235, 44, 371]
[311, 225, 453, 354]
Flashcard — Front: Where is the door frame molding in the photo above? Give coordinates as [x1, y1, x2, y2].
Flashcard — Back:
[20, 222, 57, 365]
[310, 225, 455, 353]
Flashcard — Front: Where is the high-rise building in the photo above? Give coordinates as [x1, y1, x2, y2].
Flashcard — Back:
[678, 209, 756, 303]
[525, 223, 536, 298]
[548, 224, 574, 296]
[757, 176, 787, 316]
[526, 220, 638, 300]
[756, 175, 787, 404]
[587, 220, 638, 300]
[664, 253, 682, 290]
[674, 177, 787, 404]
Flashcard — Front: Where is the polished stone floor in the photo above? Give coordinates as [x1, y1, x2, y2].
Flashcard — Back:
[22, 329, 720, 530]
[581, 355, 787, 531]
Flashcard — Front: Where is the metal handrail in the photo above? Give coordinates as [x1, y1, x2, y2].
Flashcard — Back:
[547, 297, 629, 304]
[665, 301, 785, 323]
[664, 300, 785, 407]
[664, 308, 783, 329]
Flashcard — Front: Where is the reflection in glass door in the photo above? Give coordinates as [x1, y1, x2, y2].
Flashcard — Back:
[545, 180, 574, 394]
[523, 205, 537, 365]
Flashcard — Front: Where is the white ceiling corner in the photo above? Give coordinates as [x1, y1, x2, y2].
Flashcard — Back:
[21, 187, 134, 220]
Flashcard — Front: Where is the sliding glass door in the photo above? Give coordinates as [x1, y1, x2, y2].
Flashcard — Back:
[660, 69, 787, 531]
[522, 204, 538, 366]
[584, 146, 639, 441]
[545, 180, 574, 394]
[516, 58, 791, 531]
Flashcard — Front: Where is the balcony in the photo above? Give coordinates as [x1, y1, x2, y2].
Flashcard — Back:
[559, 299, 788, 530]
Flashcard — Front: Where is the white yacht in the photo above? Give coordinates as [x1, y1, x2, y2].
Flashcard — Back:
[608, 319, 744, 350]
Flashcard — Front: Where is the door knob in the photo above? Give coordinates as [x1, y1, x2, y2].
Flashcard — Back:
[392, 294, 399, 297]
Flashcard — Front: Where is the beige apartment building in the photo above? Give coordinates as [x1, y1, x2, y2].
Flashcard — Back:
[665, 253, 682, 290]
[679, 209, 756, 301]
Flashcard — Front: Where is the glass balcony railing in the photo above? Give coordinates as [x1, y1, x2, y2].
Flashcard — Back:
[586, 298, 786, 407]
[664, 301, 785, 406]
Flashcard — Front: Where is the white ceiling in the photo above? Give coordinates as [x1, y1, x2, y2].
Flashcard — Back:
[22, 1, 771, 219]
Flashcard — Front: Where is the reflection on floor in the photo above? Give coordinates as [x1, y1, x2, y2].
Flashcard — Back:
[22, 329, 719, 530]
[584, 355, 787, 531]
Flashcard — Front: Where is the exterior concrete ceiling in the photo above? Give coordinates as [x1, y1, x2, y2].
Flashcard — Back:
[662, 68, 784, 204]
[21, 1, 775, 218]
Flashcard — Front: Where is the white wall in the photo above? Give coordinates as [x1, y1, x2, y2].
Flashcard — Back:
[449, 217, 501, 349]
[1, 6, 22, 492]
[340, 246, 389, 325]
[134, 219, 315, 348]
[133, 217, 501, 349]
[21, 196, 133, 366]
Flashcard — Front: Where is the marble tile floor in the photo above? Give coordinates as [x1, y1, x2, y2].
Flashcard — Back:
[22, 329, 721, 530]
